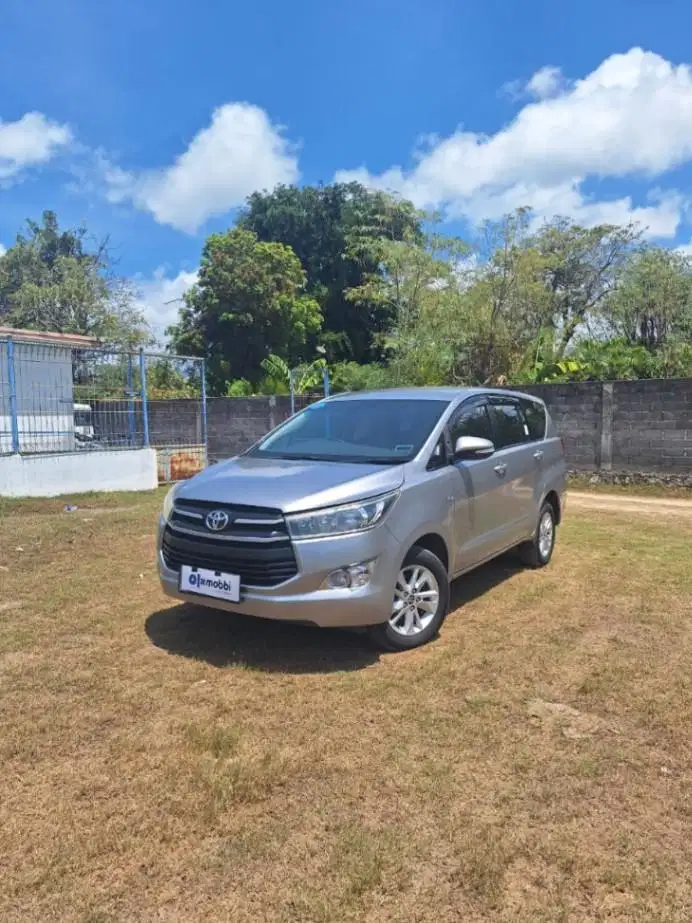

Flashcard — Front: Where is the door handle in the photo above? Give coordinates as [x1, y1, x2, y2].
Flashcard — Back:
[493, 463, 508, 477]
[533, 450, 544, 461]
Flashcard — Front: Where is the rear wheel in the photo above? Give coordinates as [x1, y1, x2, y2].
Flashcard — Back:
[519, 501, 556, 568]
[369, 547, 449, 652]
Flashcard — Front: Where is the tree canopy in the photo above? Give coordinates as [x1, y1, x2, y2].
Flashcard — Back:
[168, 228, 322, 392]
[0, 211, 150, 348]
[176, 193, 692, 393]
[239, 183, 422, 363]
[3, 195, 691, 394]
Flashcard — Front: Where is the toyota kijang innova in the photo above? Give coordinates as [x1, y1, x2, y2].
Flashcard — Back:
[158, 388, 567, 651]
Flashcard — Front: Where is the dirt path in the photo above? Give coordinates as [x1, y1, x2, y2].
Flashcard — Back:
[569, 490, 692, 519]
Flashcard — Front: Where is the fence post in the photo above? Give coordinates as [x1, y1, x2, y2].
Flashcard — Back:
[126, 353, 136, 445]
[6, 338, 20, 454]
[289, 368, 295, 416]
[200, 359, 208, 462]
[599, 382, 614, 470]
[139, 348, 150, 447]
[268, 395, 277, 431]
[323, 367, 330, 398]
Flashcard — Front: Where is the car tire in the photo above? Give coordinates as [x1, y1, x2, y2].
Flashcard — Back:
[518, 501, 556, 568]
[369, 547, 450, 652]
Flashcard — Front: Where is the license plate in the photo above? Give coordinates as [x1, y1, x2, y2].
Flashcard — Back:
[179, 565, 240, 603]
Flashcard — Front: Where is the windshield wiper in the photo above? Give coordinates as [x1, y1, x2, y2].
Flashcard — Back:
[354, 458, 405, 465]
[264, 454, 342, 462]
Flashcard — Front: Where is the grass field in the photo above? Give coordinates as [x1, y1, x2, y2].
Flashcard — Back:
[1, 488, 691, 922]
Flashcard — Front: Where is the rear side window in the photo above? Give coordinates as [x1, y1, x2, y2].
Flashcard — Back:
[488, 400, 530, 449]
[449, 400, 493, 444]
[519, 398, 547, 441]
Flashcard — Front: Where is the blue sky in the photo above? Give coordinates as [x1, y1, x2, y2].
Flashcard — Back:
[2, 0, 692, 339]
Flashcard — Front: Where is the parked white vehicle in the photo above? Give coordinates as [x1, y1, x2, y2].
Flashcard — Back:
[73, 403, 96, 443]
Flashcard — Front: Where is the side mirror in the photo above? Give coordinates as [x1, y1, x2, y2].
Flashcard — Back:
[454, 436, 495, 459]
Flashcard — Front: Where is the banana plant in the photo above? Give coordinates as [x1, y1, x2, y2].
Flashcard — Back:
[260, 354, 327, 394]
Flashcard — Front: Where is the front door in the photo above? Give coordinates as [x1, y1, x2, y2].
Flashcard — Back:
[447, 397, 510, 572]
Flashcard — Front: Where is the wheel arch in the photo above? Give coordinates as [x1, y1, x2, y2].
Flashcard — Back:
[542, 490, 562, 525]
[405, 531, 450, 575]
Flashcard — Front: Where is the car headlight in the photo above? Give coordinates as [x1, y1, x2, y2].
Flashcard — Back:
[162, 483, 180, 521]
[286, 491, 399, 540]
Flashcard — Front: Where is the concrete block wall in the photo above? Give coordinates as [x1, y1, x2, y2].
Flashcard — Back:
[611, 379, 691, 471]
[206, 396, 294, 461]
[519, 379, 691, 472]
[116, 380, 690, 475]
[148, 399, 204, 446]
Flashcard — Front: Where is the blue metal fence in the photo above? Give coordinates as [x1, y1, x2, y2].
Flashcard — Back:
[0, 337, 207, 481]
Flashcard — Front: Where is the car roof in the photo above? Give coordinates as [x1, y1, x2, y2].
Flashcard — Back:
[326, 386, 545, 404]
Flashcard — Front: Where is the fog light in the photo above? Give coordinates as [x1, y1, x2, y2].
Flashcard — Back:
[322, 560, 375, 590]
[326, 569, 351, 589]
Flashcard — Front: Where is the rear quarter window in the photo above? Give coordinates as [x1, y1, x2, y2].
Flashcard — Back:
[519, 399, 547, 441]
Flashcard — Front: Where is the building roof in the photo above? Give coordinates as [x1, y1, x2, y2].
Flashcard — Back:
[0, 326, 100, 348]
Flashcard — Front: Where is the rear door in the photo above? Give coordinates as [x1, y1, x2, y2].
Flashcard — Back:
[486, 396, 536, 546]
[519, 396, 567, 505]
[447, 396, 510, 570]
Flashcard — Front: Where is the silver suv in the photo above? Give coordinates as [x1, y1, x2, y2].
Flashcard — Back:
[157, 388, 567, 651]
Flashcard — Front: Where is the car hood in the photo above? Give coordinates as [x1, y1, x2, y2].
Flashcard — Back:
[175, 455, 405, 513]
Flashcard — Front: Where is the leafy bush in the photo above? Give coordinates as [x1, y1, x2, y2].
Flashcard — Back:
[329, 362, 394, 393]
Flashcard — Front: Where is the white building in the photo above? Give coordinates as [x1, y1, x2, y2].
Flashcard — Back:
[0, 327, 98, 454]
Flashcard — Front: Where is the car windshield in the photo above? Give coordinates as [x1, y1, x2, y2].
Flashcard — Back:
[251, 398, 450, 464]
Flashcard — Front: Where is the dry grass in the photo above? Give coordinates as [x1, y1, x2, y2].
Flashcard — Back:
[1, 488, 691, 922]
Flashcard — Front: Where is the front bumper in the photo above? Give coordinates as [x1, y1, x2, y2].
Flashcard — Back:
[156, 516, 402, 628]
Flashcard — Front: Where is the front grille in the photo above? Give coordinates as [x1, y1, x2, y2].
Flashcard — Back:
[171, 498, 289, 541]
[162, 500, 297, 587]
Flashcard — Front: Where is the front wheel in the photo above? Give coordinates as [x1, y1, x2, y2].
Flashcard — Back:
[369, 547, 450, 652]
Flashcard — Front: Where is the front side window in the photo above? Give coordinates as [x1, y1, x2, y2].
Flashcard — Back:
[488, 400, 530, 449]
[449, 400, 493, 444]
[251, 398, 450, 464]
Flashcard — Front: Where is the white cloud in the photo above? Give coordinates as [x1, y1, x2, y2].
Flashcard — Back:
[336, 48, 692, 238]
[677, 240, 692, 256]
[105, 103, 299, 233]
[460, 184, 685, 238]
[0, 112, 73, 182]
[0, 242, 5, 257]
[526, 66, 564, 99]
[134, 267, 198, 342]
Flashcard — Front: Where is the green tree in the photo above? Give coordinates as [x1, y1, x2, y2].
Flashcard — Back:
[454, 210, 554, 383]
[239, 183, 422, 363]
[346, 227, 472, 385]
[146, 358, 201, 398]
[530, 217, 641, 355]
[0, 211, 150, 348]
[603, 247, 692, 348]
[329, 361, 394, 393]
[444, 212, 641, 383]
[169, 228, 322, 393]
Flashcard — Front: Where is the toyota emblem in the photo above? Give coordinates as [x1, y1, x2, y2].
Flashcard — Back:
[205, 510, 230, 532]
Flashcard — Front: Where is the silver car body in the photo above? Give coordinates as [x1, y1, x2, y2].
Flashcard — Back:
[157, 388, 567, 628]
